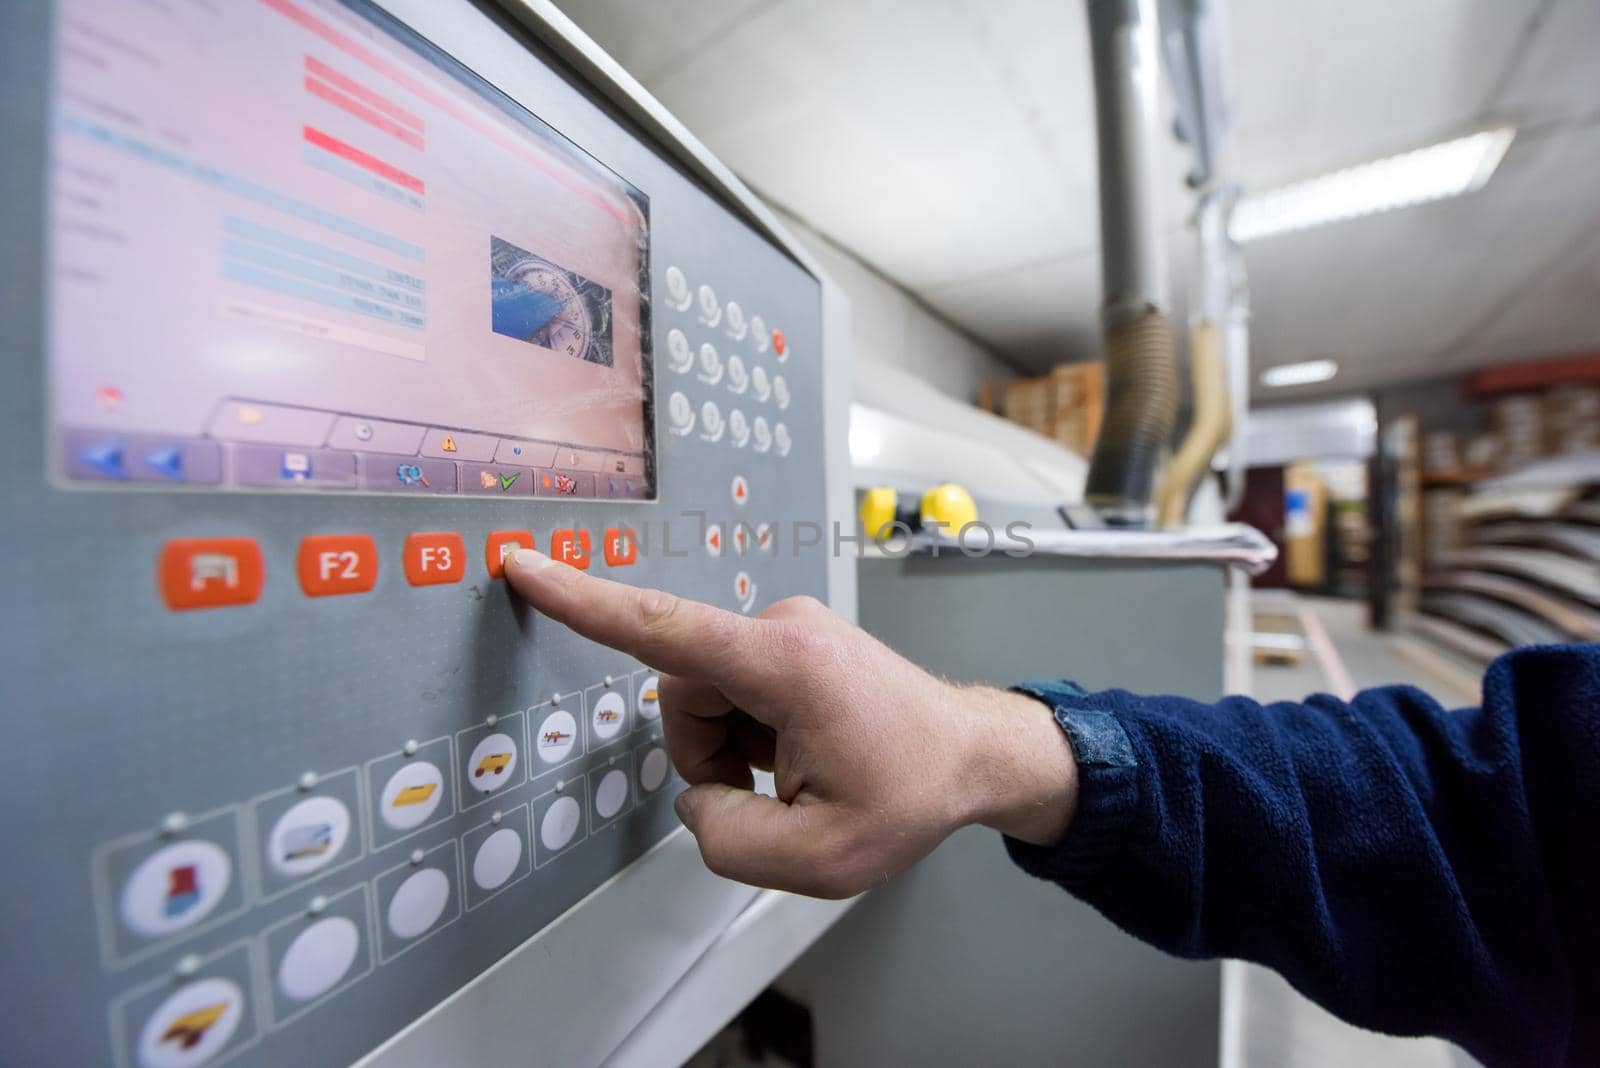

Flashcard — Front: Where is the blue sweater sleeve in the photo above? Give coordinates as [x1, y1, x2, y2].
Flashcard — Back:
[1004, 642, 1600, 1067]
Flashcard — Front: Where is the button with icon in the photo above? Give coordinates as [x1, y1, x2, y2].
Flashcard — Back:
[590, 689, 627, 745]
[550, 529, 592, 570]
[602, 527, 638, 568]
[420, 427, 496, 461]
[484, 530, 533, 579]
[133, 975, 249, 1068]
[158, 538, 264, 611]
[296, 534, 378, 597]
[97, 811, 246, 963]
[402, 532, 464, 586]
[249, 767, 365, 898]
[266, 795, 352, 879]
[378, 761, 445, 832]
[366, 738, 454, 850]
[534, 707, 580, 767]
[636, 673, 661, 721]
[119, 839, 234, 940]
[466, 733, 519, 795]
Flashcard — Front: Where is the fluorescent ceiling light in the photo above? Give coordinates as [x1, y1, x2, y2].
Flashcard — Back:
[1260, 359, 1338, 388]
[1231, 127, 1516, 242]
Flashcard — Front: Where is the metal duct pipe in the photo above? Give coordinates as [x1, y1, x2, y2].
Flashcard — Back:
[1083, 0, 1178, 527]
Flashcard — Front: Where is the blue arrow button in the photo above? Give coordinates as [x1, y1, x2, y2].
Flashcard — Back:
[82, 439, 126, 479]
[144, 444, 184, 481]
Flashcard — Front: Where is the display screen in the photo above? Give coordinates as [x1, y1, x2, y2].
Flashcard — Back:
[49, 0, 653, 501]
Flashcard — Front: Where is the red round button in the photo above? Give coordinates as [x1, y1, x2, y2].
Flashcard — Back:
[771, 329, 786, 356]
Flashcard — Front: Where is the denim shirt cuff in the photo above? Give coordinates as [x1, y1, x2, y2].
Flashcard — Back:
[1001, 681, 1141, 887]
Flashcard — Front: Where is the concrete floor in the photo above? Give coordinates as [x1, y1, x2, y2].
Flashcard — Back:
[1250, 594, 1481, 706]
[1231, 593, 1482, 1068]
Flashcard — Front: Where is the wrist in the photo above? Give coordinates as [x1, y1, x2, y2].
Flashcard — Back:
[958, 686, 1079, 847]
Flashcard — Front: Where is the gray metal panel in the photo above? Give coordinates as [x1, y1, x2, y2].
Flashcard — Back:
[857, 554, 1224, 692]
[780, 556, 1223, 1067]
[0, 2, 842, 1067]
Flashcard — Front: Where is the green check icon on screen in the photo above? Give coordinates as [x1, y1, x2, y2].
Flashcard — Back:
[498, 472, 520, 491]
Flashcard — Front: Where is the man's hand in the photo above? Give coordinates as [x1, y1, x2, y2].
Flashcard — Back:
[505, 549, 1078, 899]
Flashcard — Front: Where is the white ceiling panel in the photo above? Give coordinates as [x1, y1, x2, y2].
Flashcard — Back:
[1226, 0, 1541, 184]
[1490, 0, 1600, 126]
[557, 0, 1600, 394]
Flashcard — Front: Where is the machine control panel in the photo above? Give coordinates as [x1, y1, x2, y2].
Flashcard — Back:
[0, 1, 828, 1065]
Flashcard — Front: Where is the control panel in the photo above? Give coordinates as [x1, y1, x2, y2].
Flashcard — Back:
[0, 2, 829, 1066]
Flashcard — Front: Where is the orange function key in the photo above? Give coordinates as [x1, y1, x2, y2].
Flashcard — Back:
[602, 527, 638, 568]
[297, 534, 378, 597]
[402, 532, 466, 586]
[549, 528, 592, 570]
[485, 530, 534, 579]
[158, 537, 265, 611]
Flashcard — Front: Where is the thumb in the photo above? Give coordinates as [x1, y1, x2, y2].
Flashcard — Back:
[675, 784, 844, 896]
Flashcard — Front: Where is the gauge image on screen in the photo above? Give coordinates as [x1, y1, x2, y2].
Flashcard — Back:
[490, 237, 615, 367]
[49, 0, 653, 500]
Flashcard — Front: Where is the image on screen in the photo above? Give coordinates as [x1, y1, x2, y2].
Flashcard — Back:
[489, 236, 615, 367]
[48, 0, 653, 501]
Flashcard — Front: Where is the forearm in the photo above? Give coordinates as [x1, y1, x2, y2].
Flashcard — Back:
[959, 687, 1080, 847]
[997, 650, 1590, 1066]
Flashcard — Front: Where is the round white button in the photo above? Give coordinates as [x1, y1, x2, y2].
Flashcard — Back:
[756, 523, 774, 553]
[541, 795, 582, 852]
[667, 391, 695, 435]
[730, 474, 749, 507]
[725, 300, 747, 339]
[640, 748, 669, 794]
[774, 422, 792, 457]
[378, 761, 444, 831]
[750, 366, 771, 403]
[137, 976, 245, 1068]
[666, 328, 692, 372]
[535, 709, 578, 765]
[734, 571, 755, 610]
[471, 827, 523, 891]
[728, 409, 750, 448]
[699, 401, 724, 441]
[704, 522, 724, 557]
[387, 867, 449, 940]
[637, 675, 660, 721]
[595, 769, 630, 820]
[773, 374, 790, 410]
[120, 840, 233, 939]
[267, 795, 351, 879]
[697, 283, 721, 326]
[277, 916, 360, 1004]
[466, 733, 518, 794]
[725, 354, 748, 394]
[591, 690, 626, 741]
[752, 417, 772, 454]
[665, 265, 690, 310]
[750, 315, 769, 352]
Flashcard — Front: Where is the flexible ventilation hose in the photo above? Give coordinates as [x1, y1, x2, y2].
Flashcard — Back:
[1085, 306, 1179, 525]
[1155, 319, 1231, 527]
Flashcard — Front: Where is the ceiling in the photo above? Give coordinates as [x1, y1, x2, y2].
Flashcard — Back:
[555, 0, 1600, 399]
